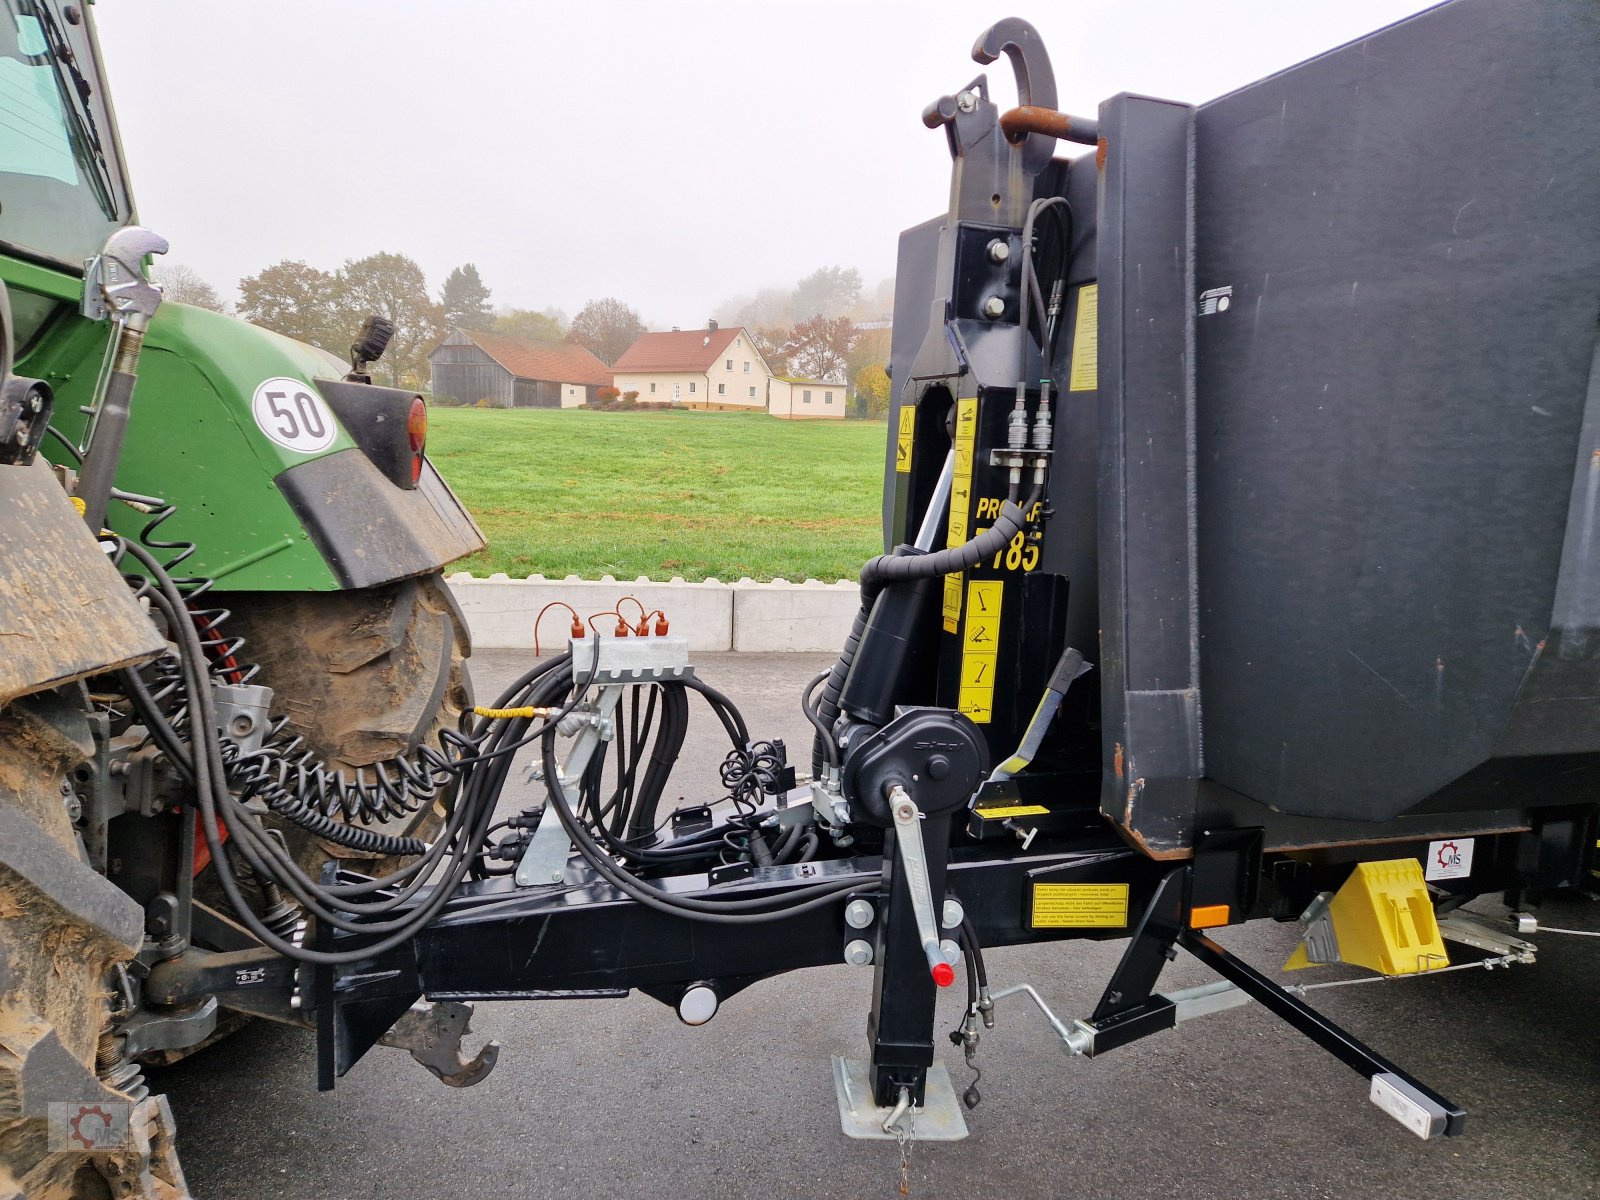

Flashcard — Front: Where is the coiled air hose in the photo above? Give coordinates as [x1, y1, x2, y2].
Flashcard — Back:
[118, 526, 598, 963]
[101, 483, 472, 850]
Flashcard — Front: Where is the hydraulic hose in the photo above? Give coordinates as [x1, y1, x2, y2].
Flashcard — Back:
[811, 492, 1037, 773]
[860, 495, 1031, 590]
[116, 530, 599, 962]
[539, 684, 860, 923]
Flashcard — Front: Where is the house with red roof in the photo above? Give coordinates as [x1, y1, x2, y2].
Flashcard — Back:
[611, 322, 772, 411]
[428, 328, 613, 408]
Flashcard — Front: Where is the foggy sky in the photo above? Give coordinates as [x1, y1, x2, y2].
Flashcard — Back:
[91, 0, 1435, 330]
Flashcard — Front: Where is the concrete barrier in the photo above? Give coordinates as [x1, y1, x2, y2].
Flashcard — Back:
[729, 578, 860, 652]
[446, 573, 861, 653]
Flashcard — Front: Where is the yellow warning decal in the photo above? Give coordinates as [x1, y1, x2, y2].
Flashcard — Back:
[973, 804, 1050, 819]
[1068, 283, 1098, 393]
[941, 396, 979, 633]
[894, 406, 915, 473]
[957, 579, 1003, 723]
[1031, 882, 1129, 929]
[942, 581, 963, 635]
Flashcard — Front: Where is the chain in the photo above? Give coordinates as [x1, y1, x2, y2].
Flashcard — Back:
[894, 1095, 918, 1196]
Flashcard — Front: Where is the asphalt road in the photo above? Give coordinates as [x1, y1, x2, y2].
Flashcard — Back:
[155, 650, 1600, 1200]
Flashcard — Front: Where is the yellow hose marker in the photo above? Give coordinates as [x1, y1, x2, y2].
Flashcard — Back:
[941, 396, 979, 633]
[472, 706, 552, 720]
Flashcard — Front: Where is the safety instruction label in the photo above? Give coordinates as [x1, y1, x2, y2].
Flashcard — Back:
[973, 804, 1049, 819]
[941, 397, 979, 633]
[1030, 882, 1129, 929]
[956, 579, 1003, 723]
[895, 406, 915, 473]
[1068, 283, 1098, 393]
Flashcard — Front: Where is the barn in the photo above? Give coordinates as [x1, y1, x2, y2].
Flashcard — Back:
[428, 328, 613, 408]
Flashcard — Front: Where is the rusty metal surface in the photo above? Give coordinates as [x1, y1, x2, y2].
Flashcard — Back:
[0, 458, 165, 708]
[376, 1001, 499, 1088]
[999, 104, 1095, 146]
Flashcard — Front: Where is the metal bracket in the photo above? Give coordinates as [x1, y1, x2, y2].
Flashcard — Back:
[516, 684, 624, 886]
[213, 682, 273, 754]
[832, 1057, 968, 1141]
[1297, 891, 1342, 965]
[567, 634, 693, 685]
[377, 1000, 500, 1088]
[516, 638, 696, 886]
[119, 996, 218, 1059]
[1437, 912, 1537, 962]
[970, 18, 1058, 175]
[82, 225, 168, 324]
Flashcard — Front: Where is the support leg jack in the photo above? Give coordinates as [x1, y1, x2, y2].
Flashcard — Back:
[1178, 928, 1466, 1138]
[832, 1056, 969, 1141]
[977, 865, 1467, 1141]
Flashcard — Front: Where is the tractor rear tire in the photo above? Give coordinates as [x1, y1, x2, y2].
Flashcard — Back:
[213, 572, 474, 877]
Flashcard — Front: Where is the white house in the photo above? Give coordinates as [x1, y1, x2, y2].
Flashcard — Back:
[768, 376, 847, 419]
[611, 323, 771, 409]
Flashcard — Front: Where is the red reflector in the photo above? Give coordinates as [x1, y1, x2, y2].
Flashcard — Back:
[407, 396, 427, 453]
[411, 453, 423, 484]
[931, 962, 955, 988]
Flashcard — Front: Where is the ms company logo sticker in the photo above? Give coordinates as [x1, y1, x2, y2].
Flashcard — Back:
[48, 1101, 131, 1152]
[1424, 837, 1474, 882]
[251, 377, 337, 454]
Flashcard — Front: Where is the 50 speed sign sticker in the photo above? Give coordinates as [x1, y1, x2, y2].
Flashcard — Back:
[251, 377, 337, 453]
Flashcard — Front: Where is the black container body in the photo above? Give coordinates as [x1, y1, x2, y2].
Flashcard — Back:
[888, 0, 1600, 857]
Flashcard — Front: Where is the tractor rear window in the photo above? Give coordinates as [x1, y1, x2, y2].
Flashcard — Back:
[0, 2, 130, 266]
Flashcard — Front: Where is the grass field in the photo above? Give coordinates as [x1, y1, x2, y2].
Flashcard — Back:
[429, 408, 888, 581]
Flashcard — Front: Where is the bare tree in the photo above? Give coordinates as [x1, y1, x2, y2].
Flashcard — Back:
[731, 286, 794, 331]
[156, 263, 226, 313]
[566, 297, 646, 366]
[334, 252, 447, 388]
[784, 315, 855, 384]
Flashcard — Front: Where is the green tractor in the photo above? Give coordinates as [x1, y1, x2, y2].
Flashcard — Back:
[3, 0, 481, 832]
[1, 2, 481, 1194]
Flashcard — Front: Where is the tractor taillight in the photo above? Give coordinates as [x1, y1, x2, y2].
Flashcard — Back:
[408, 396, 427, 484]
[407, 397, 428, 453]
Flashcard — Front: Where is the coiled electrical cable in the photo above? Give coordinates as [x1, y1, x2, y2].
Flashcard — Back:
[99, 483, 477, 844]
